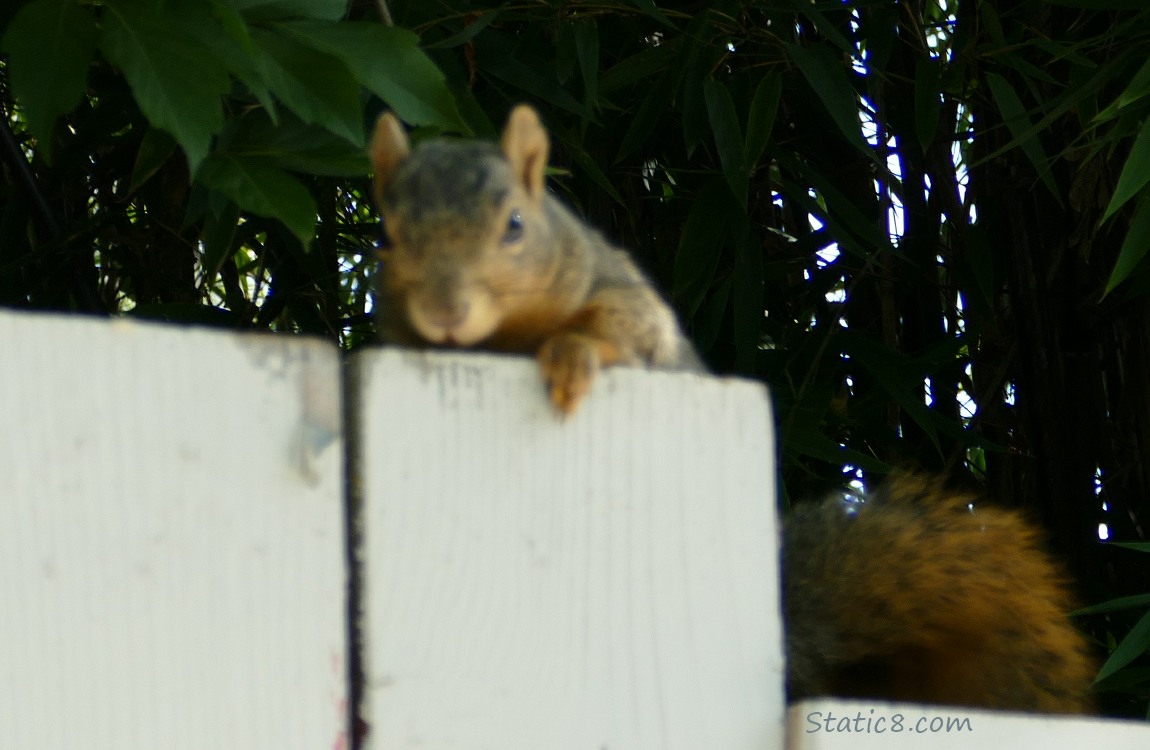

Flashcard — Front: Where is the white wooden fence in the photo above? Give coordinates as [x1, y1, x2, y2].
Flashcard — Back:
[1, 310, 1145, 749]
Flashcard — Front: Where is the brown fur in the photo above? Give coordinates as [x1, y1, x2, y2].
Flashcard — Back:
[368, 105, 702, 414]
[783, 475, 1096, 713]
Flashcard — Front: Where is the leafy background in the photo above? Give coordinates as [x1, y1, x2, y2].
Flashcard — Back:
[2, 0, 1149, 718]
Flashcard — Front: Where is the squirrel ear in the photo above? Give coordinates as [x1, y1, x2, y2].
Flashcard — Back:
[369, 112, 410, 209]
[501, 105, 549, 201]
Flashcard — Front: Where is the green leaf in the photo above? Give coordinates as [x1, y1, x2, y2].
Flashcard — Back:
[100, 0, 231, 173]
[573, 19, 599, 110]
[627, 0, 674, 27]
[1, 0, 98, 151]
[795, 3, 853, 56]
[555, 21, 577, 85]
[227, 0, 349, 21]
[206, 0, 277, 116]
[127, 303, 242, 326]
[984, 72, 1060, 198]
[732, 213, 763, 373]
[785, 43, 873, 159]
[785, 422, 893, 474]
[704, 78, 748, 209]
[1111, 542, 1150, 553]
[1108, 542, 1150, 554]
[844, 335, 942, 455]
[744, 73, 781, 167]
[692, 276, 731, 353]
[1044, 0, 1149, 8]
[275, 21, 466, 132]
[979, 3, 1006, 49]
[914, 57, 941, 151]
[425, 10, 501, 50]
[197, 152, 317, 244]
[1094, 57, 1150, 124]
[616, 69, 677, 161]
[568, 149, 625, 206]
[1073, 593, 1150, 615]
[778, 154, 888, 253]
[1094, 607, 1150, 684]
[200, 200, 242, 282]
[472, 29, 587, 120]
[1103, 120, 1150, 223]
[673, 177, 731, 319]
[128, 127, 178, 192]
[250, 28, 362, 146]
[600, 43, 678, 95]
[680, 31, 723, 154]
[227, 110, 368, 176]
[964, 222, 997, 311]
[1103, 196, 1150, 296]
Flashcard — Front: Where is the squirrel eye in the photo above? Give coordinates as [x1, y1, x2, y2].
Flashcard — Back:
[502, 209, 524, 245]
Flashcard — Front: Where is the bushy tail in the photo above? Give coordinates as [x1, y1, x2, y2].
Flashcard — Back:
[782, 474, 1095, 712]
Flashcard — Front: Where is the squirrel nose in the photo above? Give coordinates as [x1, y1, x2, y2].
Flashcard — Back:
[423, 299, 471, 332]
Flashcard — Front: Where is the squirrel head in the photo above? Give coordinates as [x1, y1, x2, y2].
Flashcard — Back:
[368, 105, 564, 348]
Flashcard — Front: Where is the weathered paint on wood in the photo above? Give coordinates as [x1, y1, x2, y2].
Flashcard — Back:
[354, 349, 784, 749]
[0, 312, 347, 750]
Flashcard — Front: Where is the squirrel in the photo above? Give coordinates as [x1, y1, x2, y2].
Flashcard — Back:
[367, 110, 1094, 713]
[367, 105, 702, 415]
[783, 474, 1096, 713]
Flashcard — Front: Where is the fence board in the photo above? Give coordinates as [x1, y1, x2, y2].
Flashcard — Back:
[0, 312, 347, 750]
[353, 349, 784, 749]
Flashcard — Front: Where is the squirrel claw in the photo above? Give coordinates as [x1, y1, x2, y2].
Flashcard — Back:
[538, 333, 601, 416]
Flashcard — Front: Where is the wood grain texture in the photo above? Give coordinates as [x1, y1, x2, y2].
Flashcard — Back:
[0, 311, 347, 750]
[788, 700, 1150, 750]
[353, 349, 783, 749]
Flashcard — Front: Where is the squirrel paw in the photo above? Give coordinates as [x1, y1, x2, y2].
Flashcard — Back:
[538, 332, 602, 416]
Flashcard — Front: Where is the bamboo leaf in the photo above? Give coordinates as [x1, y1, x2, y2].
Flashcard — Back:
[568, 148, 625, 206]
[627, 0, 674, 27]
[704, 78, 749, 209]
[745, 73, 781, 167]
[785, 422, 894, 474]
[673, 178, 730, 318]
[1073, 593, 1150, 615]
[1094, 608, 1150, 684]
[732, 213, 763, 373]
[1094, 56, 1150, 124]
[129, 127, 178, 192]
[844, 335, 942, 456]
[616, 69, 677, 161]
[984, 72, 1060, 198]
[1044, 0, 1148, 8]
[1103, 197, 1150, 296]
[1111, 542, 1150, 552]
[425, 10, 500, 50]
[915, 57, 941, 152]
[1102, 120, 1150, 222]
[785, 44, 873, 160]
[473, 30, 587, 118]
[574, 19, 600, 109]
[200, 200, 242, 282]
